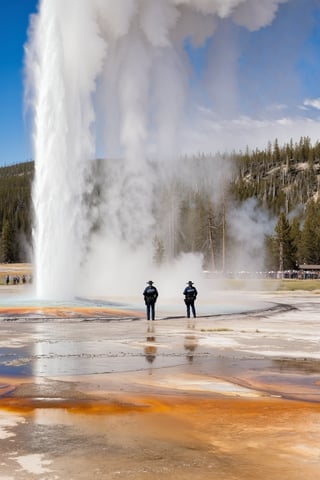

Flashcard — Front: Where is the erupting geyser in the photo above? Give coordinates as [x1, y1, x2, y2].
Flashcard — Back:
[25, 0, 290, 300]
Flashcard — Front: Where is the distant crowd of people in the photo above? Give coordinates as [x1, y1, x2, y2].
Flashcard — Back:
[5, 274, 32, 285]
[143, 280, 198, 320]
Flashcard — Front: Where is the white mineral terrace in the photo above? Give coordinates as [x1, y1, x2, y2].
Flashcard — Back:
[0, 287, 320, 479]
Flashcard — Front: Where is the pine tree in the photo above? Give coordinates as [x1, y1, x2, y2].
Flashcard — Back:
[274, 212, 296, 271]
[290, 217, 300, 268]
[299, 200, 320, 264]
[1, 219, 16, 263]
[153, 236, 165, 265]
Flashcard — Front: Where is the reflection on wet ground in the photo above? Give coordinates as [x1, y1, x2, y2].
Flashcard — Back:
[1, 292, 320, 478]
[0, 311, 320, 402]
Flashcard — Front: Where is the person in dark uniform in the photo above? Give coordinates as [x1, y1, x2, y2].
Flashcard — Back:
[183, 280, 198, 318]
[143, 280, 159, 321]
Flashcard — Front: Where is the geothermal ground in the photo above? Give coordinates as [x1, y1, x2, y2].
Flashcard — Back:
[0, 281, 320, 479]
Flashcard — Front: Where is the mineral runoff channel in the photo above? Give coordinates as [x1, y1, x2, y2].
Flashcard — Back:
[0, 267, 320, 478]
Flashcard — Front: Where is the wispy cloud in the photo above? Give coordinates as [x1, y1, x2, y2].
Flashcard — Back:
[180, 108, 320, 154]
[266, 103, 288, 112]
[303, 98, 320, 110]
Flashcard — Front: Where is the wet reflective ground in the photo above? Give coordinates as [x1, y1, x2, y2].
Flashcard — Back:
[1, 290, 320, 478]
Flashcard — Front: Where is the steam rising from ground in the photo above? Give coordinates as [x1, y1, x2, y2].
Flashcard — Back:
[25, 0, 290, 299]
[228, 198, 274, 274]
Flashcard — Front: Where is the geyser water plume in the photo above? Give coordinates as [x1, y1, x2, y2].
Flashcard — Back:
[25, 0, 290, 299]
[25, 0, 106, 299]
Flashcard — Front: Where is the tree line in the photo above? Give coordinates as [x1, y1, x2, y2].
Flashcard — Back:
[1, 136, 320, 271]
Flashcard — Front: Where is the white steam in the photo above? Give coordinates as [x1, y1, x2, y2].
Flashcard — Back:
[228, 198, 274, 273]
[25, 0, 290, 299]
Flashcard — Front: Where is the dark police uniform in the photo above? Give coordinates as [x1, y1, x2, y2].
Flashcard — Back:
[183, 281, 197, 318]
[143, 281, 158, 320]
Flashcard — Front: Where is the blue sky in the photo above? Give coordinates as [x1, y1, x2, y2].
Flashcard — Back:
[180, 0, 320, 154]
[1, 0, 320, 165]
[0, 0, 38, 166]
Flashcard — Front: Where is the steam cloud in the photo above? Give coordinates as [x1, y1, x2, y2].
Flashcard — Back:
[25, 0, 290, 299]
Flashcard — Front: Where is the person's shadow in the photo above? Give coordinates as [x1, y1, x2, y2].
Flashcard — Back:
[144, 323, 157, 374]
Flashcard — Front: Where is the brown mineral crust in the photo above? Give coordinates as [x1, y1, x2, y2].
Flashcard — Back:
[0, 305, 141, 318]
[1, 392, 320, 479]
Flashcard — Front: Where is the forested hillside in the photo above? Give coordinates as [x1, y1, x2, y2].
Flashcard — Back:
[0, 161, 33, 263]
[231, 136, 320, 271]
[231, 136, 320, 214]
[1, 136, 320, 272]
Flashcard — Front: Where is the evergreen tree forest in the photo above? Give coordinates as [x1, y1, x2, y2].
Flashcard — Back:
[230, 136, 320, 272]
[1, 136, 320, 272]
[0, 162, 33, 263]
